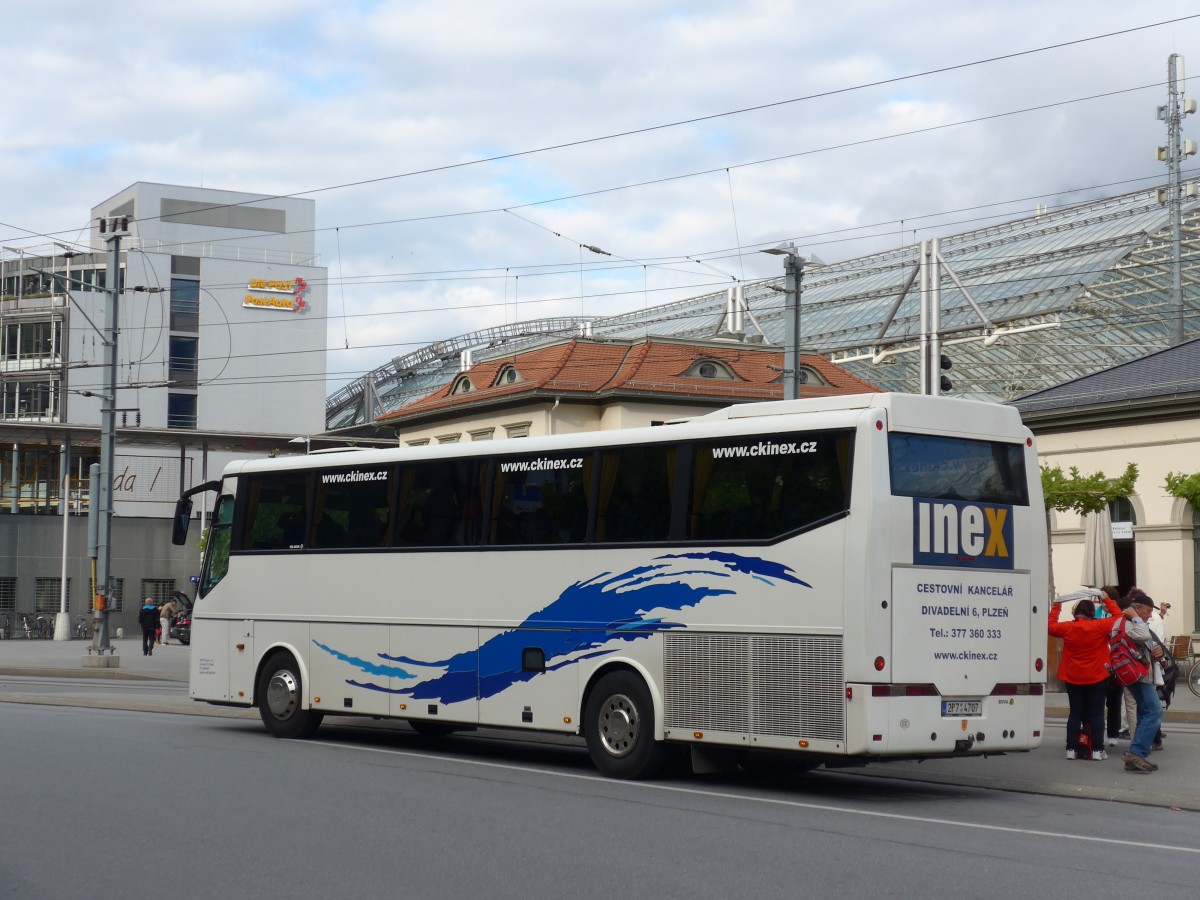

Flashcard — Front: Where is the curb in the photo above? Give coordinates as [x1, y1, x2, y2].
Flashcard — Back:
[0, 666, 179, 683]
[835, 763, 1200, 813]
[1045, 705, 1200, 725]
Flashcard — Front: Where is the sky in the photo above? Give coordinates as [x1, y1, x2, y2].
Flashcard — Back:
[3, 1, 1200, 397]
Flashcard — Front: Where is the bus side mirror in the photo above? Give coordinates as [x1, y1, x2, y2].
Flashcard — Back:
[172, 498, 194, 545]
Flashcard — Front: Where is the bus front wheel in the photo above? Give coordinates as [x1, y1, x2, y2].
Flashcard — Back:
[257, 652, 324, 739]
[584, 671, 669, 779]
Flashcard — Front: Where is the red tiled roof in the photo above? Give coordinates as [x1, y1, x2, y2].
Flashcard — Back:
[376, 338, 878, 424]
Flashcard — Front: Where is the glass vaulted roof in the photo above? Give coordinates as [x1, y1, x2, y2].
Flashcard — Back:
[327, 185, 1200, 430]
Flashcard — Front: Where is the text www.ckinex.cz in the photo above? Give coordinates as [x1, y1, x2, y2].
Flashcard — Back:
[710, 441, 819, 459]
[499, 457, 585, 473]
[320, 471, 389, 484]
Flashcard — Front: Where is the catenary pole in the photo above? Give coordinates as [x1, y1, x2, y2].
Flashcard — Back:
[91, 216, 127, 659]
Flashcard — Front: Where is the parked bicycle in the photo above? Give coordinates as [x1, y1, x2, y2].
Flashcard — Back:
[1188, 658, 1200, 698]
[21, 614, 34, 639]
[73, 615, 93, 640]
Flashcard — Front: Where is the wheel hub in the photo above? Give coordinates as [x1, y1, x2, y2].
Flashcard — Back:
[598, 693, 638, 757]
[266, 669, 299, 720]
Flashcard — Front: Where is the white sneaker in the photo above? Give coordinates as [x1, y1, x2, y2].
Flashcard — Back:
[1107, 738, 1118, 747]
[1066, 749, 1077, 760]
[1092, 750, 1108, 760]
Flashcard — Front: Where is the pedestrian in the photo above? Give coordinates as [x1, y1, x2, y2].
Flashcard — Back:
[159, 595, 180, 645]
[1048, 589, 1122, 760]
[138, 599, 159, 656]
[1123, 588, 1172, 748]
[1117, 593, 1166, 773]
[1097, 586, 1126, 746]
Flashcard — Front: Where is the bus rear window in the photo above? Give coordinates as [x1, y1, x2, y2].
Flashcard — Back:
[888, 433, 1028, 505]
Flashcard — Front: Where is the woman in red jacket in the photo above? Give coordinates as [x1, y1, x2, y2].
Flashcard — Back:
[1048, 591, 1122, 759]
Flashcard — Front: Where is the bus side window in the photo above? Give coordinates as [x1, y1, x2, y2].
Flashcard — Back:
[245, 473, 309, 550]
[394, 460, 483, 548]
[689, 432, 852, 541]
[594, 445, 673, 543]
[311, 468, 392, 549]
[488, 454, 589, 545]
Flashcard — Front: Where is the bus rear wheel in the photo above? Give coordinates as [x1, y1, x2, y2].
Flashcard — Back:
[258, 652, 324, 739]
[584, 671, 669, 780]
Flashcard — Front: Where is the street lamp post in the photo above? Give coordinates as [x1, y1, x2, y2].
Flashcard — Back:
[761, 243, 806, 400]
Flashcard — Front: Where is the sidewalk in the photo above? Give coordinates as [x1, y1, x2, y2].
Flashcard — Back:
[0, 634, 191, 682]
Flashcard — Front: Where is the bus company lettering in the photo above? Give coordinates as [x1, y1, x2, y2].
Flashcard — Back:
[320, 470, 388, 484]
[499, 457, 584, 473]
[711, 441, 817, 459]
[912, 498, 1014, 570]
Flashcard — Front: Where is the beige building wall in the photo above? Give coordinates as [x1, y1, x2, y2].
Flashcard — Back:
[1036, 418, 1200, 638]
[393, 399, 731, 446]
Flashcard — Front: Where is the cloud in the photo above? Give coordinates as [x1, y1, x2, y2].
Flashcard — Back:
[3, 1, 1198, 398]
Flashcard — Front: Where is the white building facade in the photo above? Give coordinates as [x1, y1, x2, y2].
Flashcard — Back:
[0, 183, 330, 631]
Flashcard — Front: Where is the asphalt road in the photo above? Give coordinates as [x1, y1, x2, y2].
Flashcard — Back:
[3, 702, 1198, 900]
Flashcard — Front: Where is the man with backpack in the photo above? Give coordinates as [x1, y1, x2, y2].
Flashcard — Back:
[1117, 594, 1165, 773]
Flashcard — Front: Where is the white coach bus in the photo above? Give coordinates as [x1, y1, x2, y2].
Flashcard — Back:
[172, 393, 1048, 779]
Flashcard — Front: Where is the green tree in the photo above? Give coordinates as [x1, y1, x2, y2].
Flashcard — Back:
[1164, 471, 1200, 511]
[1040, 462, 1138, 598]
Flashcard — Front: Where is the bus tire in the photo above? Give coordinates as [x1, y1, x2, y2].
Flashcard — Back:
[584, 670, 669, 780]
[258, 652, 324, 739]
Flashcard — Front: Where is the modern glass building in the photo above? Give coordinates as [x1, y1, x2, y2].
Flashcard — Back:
[327, 183, 1200, 429]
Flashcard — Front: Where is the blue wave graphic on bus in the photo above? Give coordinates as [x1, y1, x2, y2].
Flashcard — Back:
[315, 551, 809, 703]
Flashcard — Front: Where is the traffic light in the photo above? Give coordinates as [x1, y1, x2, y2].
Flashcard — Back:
[939, 354, 953, 393]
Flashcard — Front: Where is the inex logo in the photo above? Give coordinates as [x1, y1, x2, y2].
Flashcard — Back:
[913, 498, 1013, 570]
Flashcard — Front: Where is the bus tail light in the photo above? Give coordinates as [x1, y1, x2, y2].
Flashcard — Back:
[1029, 685, 1044, 696]
[990, 684, 1018, 696]
[904, 684, 937, 696]
[846, 687, 853, 700]
[1034, 658, 1044, 672]
[874, 656, 886, 671]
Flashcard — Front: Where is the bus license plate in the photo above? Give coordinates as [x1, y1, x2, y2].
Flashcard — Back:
[942, 700, 982, 717]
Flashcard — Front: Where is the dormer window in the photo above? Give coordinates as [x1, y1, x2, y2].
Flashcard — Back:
[772, 366, 828, 386]
[495, 365, 522, 386]
[450, 376, 474, 395]
[684, 359, 738, 380]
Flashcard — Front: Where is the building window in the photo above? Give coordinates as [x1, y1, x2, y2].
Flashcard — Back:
[0, 576, 15, 612]
[495, 366, 522, 386]
[141, 579, 176, 605]
[450, 377, 473, 395]
[684, 359, 738, 380]
[504, 421, 532, 439]
[170, 277, 200, 332]
[1, 379, 58, 420]
[469, 428, 495, 441]
[35, 577, 70, 613]
[406, 438, 430, 447]
[169, 336, 198, 386]
[90, 577, 124, 613]
[167, 393, 197, 429]
[436, 433, 461, 444]
[3, 320, 61, 363]
[796, 366, 827, 386]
